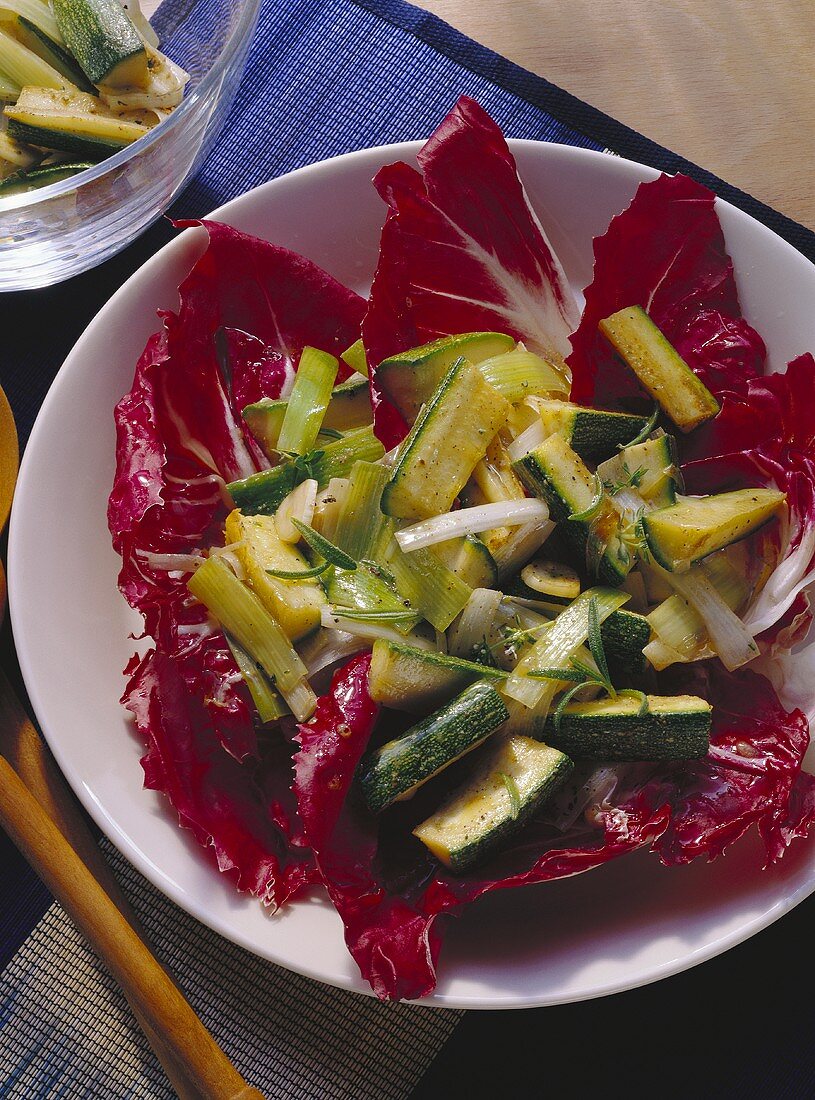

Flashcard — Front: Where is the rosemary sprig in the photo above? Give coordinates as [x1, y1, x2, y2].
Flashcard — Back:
[499, 772, 522, 820]
[618, 403, 660, 450]
[265, 562, 331, 581]
[568, 472, 605, 523]
[292, 520, 357, 570]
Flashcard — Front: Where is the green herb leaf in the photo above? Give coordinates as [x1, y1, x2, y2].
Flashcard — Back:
[618, 688, 649, 715]
[328, 606, 417, 623]
[526, 666, 588, 683]
[499, 772, 521, 820]
[265, 563, 331, 581]
[317, 426, 344, 441]
[292, 520, 357, 570]
[553, 682, 593, 731]
[586, 596, 612, 688]
[618, 403, 660, 450]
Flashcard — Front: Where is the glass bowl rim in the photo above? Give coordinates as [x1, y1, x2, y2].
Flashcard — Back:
[0, 0, 261, 213]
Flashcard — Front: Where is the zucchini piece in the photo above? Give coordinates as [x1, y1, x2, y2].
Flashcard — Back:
[0, 158, 92, 193]
[598, 431, 679, 508]
[368, 638, 504, 714]
[224, 510, 325, 642]
[599, 306, 720, 432]
[413, 736, 573, 872]
[340, 338, 367, 376]
[541, 694, 711, 760]
[520, 559, 580, 600]
[0, 0, 64, 44]
[52, 0, 148, 87]
[227, 425, 385, 515]
[376, 332, 515, 422]
[243, 376, 371, 459]
[643, 488, 785, 572]
[599, 608, 650, 677]
[382, 358, 510, 520]
[14, 16, 97, 92]
[5, 86, 148, 158]
[513, 433, 631, 586]
[357, 680, 509, 814]
[537, 398, 649, 462]
[431, 534, 498, 589]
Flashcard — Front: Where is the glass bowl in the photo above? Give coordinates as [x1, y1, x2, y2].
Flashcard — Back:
[0, 0, 260, 290]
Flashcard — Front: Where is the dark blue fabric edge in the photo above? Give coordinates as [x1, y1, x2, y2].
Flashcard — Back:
[353, 0, 815, 264]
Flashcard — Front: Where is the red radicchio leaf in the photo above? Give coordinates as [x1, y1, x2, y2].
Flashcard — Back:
[294, 658, 814, 1000]
[363, 96, 579, 446]
[124, 649, 317, 909]
[110, 221, 365, 898]
[567, 173, 765, 408]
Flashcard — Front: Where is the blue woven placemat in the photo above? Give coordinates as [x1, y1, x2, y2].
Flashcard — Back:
[1, 0, 814, 1095]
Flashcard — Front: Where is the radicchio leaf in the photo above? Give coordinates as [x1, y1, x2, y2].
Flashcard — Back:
[363, 96, 579, 445]
[110, 221, 365, 897]
[567, 173, 766, 408]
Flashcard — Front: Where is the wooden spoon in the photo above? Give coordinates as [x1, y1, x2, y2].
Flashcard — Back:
[0, 388, 264, 1099]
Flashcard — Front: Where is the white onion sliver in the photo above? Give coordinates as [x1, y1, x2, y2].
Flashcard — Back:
[395, 498, 549, 552]
[299, 629, 365, 676]
[320, 608, 435, 649]
[447, 588, 504, 658]
[507, 418, 546, 463]
[276, 478, 318, 543]
[665, 566, 758, 671]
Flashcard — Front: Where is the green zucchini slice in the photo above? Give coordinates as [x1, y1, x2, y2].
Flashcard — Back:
[367, 638, 504, 714]
[537, 398, 649, 462]
[357, 680, 509, 814]
[376, 332, 515, 422]
[598, 306, 720, 433]
[413, 736, 573, 871]
[542, 693, 711, 760]
[642, 488, 786, 572]
[382, 357, 510, 520]
[597, 431, 679, 508]
[52, 0, 148, 87]
[513, 432, 631, 585]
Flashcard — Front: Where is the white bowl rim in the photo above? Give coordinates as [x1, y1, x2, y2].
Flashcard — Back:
[9, 137, 815, 1009]
[0, 0, 261, 212]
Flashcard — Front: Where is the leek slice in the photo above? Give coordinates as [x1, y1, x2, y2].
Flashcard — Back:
[0, 0, 63, 44]
[477, 345, 569, 401]
[225, 634, 289, 724]
[340, 338, 368, 376]
[187, 556, 315, 720]
[382, 529, 473, 633]
[502, 587, 629, 709]
[277, 346, 339, 455]
[0, 27, 74, 89]
[332, 460, 389, 561]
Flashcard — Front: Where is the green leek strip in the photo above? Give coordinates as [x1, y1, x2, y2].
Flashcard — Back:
[0, 26, 73, 89]
[0, 68, 21, 101]
[332, 460, 389, 560]
[225, 634, 289, 724]
[477, 348, 569, 401]
[187, 556, 316, 720]
[0, 0, 64, 43]
[227, 425, 385, 516]
[382, 528, 472, 633]
[502, 588, 629, 709]
[276, 347, 339, 455]
[325, 562, 421, 635]
[340, 338, 368, 376]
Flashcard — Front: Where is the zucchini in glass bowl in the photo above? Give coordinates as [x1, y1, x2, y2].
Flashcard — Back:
[0, 0, 260, 288]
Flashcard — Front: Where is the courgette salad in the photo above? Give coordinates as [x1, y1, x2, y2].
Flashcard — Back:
[0, 0, 188, 195]
[187, 313, 787, 875]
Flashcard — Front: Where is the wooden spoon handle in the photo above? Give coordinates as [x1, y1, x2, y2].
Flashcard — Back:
[0, 672, 264, 1100]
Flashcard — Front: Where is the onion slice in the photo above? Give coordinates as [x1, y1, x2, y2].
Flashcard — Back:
[395, 498, 549, 552]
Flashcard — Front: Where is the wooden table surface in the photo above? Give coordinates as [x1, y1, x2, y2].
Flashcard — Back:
[414, 1, 814, 231]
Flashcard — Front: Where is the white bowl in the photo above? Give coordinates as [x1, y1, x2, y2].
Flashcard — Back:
[9, 141, 815, 1008]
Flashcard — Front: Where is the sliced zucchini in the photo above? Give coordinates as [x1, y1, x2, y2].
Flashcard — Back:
[643, 488, 786, 572]
[367, 638, 504, 714]
[520, 559, 580, 600]
[513, 433, 631, 586]
[599, 306, 719, 433]
[376, 332, 515, 422]
[224, 510, 325, 642]
[0, 158, 92, 193]
[382, 358, 510, 520]
[413, 736, 573, 871]
[431, 534, 498, 589]
[14, 16, 97, 92]
[0, 0, 64, 44]
[340, 338, 367, 376]
[599, 608, 650, 677]
[541, 694, 711, 760]
[5, 86, 148, 158]
[597, 431, 679, 508]
[537, 398, 649, 462]
[52, 0, 148, 87]
[357, 680, 509, 814]
[227, 425, 385, 515]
